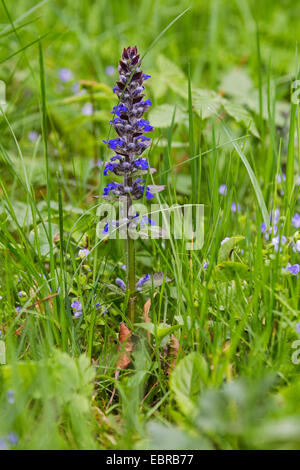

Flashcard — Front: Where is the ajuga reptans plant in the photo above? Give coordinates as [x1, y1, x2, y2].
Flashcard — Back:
[102, 46, 164, 323]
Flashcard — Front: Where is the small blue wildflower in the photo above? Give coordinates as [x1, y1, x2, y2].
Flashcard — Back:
[143, 99, 152, 107]
[145, 187, 154, 199]
[272, 235, 287, 252]
[121, 264, 126, 270]
[140, 216, 155, 227]
[293, 240, 300, 253]
[16, 306, 21, 312]
[111, 104, 127, 117]
[292, 213, 300, 229]
[286, 263, 300, 278]
[58, 68, 73, 83]
[0, 439, 8, 450]
[137, 119, 154, 132]
[231, 202, 241, 213]
[103, 182, 119, 196]
[105, 65, 115, 76]
[18, 291, 25, 298]
[102, 223, 109, 234]
[103, 138, 124, 150]
[7, 390, 15, 404]
[136, 274, 150, 288]
[277, 173, 286, 183]
[135, 158, 149, 170]
[296, 323, 300, 333]
[81, 102, 93, 116]
[104, 162, 117, 175]
[219, 184, 227, 195]
[115, 278, 126, 291]
[28, 131, 39, 142]
[143, 73, 151, 80]
[72, 82, 80, 94]
[7, 432, 18, 446]
[203, 262, 209, 269]
[71, 300, 83, 318]
[78, 248, 90, 259]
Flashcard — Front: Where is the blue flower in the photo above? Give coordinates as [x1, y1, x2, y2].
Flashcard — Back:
[143, 73, 151, 80]
[135, 158, 149, 170]
[293, 240, 300, 253]
[103, 182, 119, 196]
[105, 65, 115, 76]
[58, 68, 73, 83]
[231, 202, 241, 213]
[115, 278, 126, 291]
[292, 213, 300, 229]
[103, 138, 124, 150]
[137, 119, 154, 132]
[111, 104, 127, 117]
[81, 103, 93, 116]
[7, 432, 18, 446]
[136, 274, 150, 288]
[219, 184, 227, 195]
[78, 248, 90, 259]
[203, 262, 209, 269]
[145, 187, 154, 199]
[272, 234, 287, 252]
[71, 300, 83, 318]
[28, 131, 39, 142]
[104, 162, 119, 175]
[286, 263, 300, 277]
[7, 390, 15, 404]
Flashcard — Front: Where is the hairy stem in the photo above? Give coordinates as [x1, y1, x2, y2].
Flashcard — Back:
[125, 178, 136, 323]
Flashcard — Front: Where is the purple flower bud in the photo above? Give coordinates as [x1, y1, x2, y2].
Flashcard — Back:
[81, 102, 93, 116]
[286, 263, 300, 277]
[71, 300, 83, 318]
[58, 68, 73, 83]
[219, 184, 227, 195]
[292, 213, 300, 229]
[78, 248, 90, 259]
[115, 278, 126, 291]
[136, 274, 150, 288]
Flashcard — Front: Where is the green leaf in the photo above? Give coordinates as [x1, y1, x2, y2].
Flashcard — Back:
[135, 322, 180, 344]
[148, 104, 188, 128]
[215, 261, 251, 281]
[217, 236, 245, 263]
[219, 69, 253, 99]
[192, 88, 224, 119]
[170, 352, 208, 416]
[0, 340, 6, 364]
[223, 101, 260, 138]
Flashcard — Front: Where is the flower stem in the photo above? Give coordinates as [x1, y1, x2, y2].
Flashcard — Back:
[125, 179, 136, 324]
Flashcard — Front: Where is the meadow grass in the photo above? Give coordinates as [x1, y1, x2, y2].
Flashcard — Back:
[0, 0, 300, 450]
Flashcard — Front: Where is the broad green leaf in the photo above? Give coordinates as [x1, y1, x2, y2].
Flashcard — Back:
[148, 104, 188, 128]
[170, 352, 208, 416]
[0, 340, 6, 364]
[215, 261, 251, 281]
[223, 101, 260, 138]
[192, 88, 224, 119]
[218, 236, 245, 263]
[219, 69, 253, 99]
